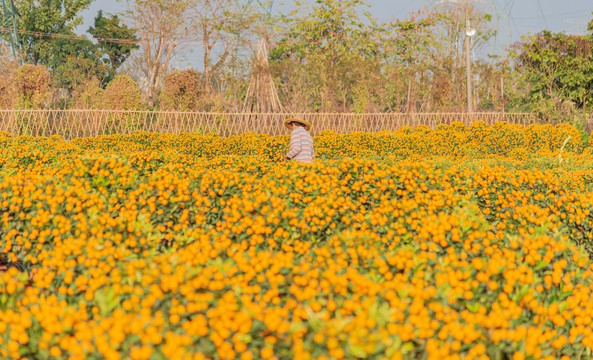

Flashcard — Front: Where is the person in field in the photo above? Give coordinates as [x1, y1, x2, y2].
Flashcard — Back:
[284, 118, 315, 163]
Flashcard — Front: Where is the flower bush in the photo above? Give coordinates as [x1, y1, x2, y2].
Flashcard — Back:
[0, 121, 593, 359]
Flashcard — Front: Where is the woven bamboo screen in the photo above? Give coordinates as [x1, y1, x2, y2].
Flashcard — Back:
[0, 110, 538, 140]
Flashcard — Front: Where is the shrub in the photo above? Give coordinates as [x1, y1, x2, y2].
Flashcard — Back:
[101, 75, 143, 110]
[13, 64, 52, 109]
[71, 77, 104, 109]
[159, 69, 203, 111]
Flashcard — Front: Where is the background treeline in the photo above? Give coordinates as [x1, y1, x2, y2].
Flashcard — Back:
[0, 0, 592, 123]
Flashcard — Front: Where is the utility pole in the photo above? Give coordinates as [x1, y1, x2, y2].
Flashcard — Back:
[464, 7, 476, 113]
[0, 0, 22, 65]
[439, 0, 478, 113]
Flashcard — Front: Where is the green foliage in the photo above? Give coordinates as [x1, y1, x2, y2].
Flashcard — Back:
[88, 10, 139, 83]
[367, 11, 436, 112]
[269, 1, 501, 113]
[0, 0, 589, 117]
[4, 2, 140, 93]
[4, 0, 120, 94]
[271, 0, 386, 111]
[49, 38, 108, 92]
[9, 0, 94, 65]
[381, 11, 435, 66]
[510, 30, 593, 119]
[101, 75, 143, 110]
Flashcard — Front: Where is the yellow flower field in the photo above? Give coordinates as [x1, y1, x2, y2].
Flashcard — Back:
[1, 122, 593, 360]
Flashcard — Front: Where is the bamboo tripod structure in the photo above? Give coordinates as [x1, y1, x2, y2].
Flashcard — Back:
[242, 40, 285, 114]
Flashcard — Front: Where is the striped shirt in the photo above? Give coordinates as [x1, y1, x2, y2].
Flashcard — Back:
[287, 127, 315, 163]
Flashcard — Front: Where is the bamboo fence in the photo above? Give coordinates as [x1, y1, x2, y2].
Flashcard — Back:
[0, 110, 539, 140]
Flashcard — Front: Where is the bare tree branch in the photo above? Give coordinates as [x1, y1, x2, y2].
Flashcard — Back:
[189, 0, 259, 92]
[124, 0, 196, 107]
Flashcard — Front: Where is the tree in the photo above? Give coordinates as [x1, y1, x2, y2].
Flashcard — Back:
[375, 11, 437, 112]
[427, 1, 496, 110]
[431, 2, 496, 65]
[8, 0, 94, 65]
[88, 10, 139, 82]
[270, 0, 386, 112]
[124, 0, 194, 108]
[189, 0, 258, 92]
[48, 36, 108, 92]
[510, 30, 593, 119]
[4, 0, 114, 93]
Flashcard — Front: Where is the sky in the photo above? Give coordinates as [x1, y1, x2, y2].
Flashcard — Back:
[78, 0, 593, 70]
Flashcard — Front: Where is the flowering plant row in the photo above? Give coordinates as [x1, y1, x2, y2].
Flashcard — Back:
[0, 124, 592, 360]
[1, 121, 589, 166]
